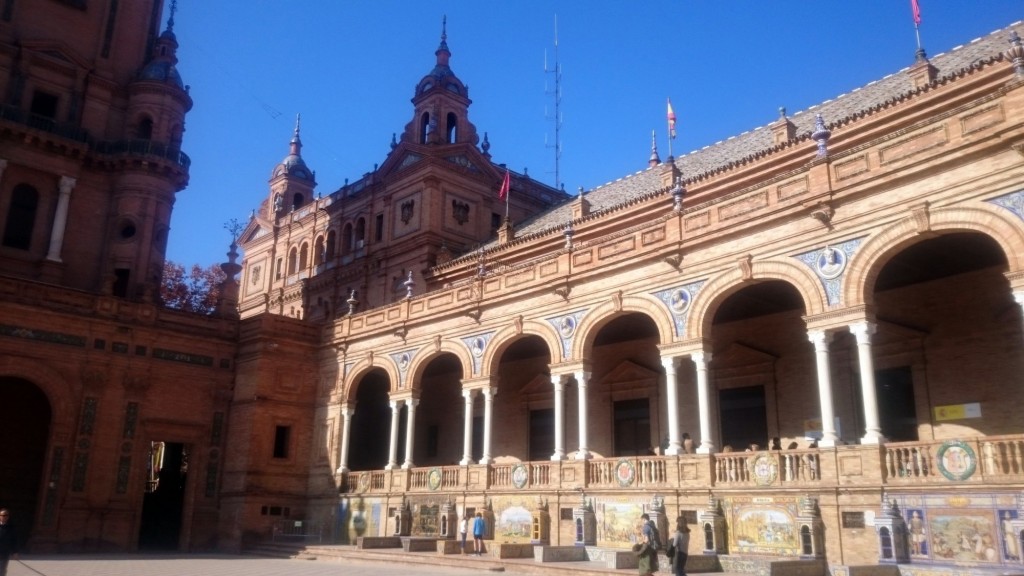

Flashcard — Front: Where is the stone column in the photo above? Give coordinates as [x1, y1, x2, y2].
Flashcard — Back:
[574, 370, 591, 460]
[46, 176, 76, 262]
[551, 374, 567, 461]
[337, 404, 354, 473]
[693, 352, 716, 454]
[479, 387, 496, 464]
[808, 330, 840, 447]
[1015, 291, 1024, 336]
[460, 388, 477, 465]
[385, 400, 401, 470]
[402, 397, 419, 469]
[661, 356, 682, 455]
[850, 322, 886, 444]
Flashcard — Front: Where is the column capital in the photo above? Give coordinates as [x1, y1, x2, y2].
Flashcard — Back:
[660, 355, 681, 370]
[1014, 290, 1024, 306]
[848, 321, 877, 343]
[341, 406, 354, 418]
[482, 386, 497, 399]
[692, 351, 713, 365]
[808, 329, 834, 347]
[461, 388, 478, 400]
[59, 175, 77, 194]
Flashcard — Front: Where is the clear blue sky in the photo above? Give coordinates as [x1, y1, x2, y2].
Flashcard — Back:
[164, 1, 1022, 268]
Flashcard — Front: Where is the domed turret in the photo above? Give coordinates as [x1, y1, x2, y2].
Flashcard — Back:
[272, 115, 315, 182]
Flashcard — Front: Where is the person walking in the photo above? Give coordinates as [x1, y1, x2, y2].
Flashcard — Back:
[472, 512, 485, 556]
[639, 513, 660, 575]
[0, 509, 18, 576]
[670, 517, 691, 576]
[459, 514, 468, 554]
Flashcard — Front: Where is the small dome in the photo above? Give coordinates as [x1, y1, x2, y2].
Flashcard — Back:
[139, 60, 184, 88]
[272, 116, 315, 182]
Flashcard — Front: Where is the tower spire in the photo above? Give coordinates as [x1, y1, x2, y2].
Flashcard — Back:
[167, 0, 177, 33]
[290, 114, 302, 156]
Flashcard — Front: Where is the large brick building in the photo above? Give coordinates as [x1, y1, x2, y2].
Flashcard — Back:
[3, 1, 1024, 574]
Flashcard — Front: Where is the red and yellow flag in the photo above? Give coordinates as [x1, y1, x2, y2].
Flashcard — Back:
[911, 0, 921, 25]
[498, 169, 510, 200]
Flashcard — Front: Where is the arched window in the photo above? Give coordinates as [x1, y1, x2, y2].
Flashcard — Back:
[355, 218, 366, 249]
[420, 112, 430, 144]
[325, 230, 337, 260]
[800, 525, 812, 555]
[446, 112, 458, 143]
[137, 116, 154, 140]
[287, 247, 298, 275]
[342, 223, 353, 254]
[879, 527, 893, 559]
[313, 236, 324, 266]
[2, 184, 39, 250]
[292, 193, 305, 210]
[299, 242, 309, 270]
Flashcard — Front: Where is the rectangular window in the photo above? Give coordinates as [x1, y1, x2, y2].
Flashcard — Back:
[275, 258, 282, 279]
[30, 90, 59, 119]
[112, 268, 130, 298]
[375, 213, 384, 242]
[273, 425, 291, 459]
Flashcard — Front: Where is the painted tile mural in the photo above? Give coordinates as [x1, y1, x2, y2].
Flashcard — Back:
[723, 495, 800, 556]
[595, 500, 646, 548]
[894, 492, 1021, 569]
[492, 495, 542, 543]
[342, 496, 382, 540]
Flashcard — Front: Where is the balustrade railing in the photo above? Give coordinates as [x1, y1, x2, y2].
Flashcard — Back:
[337, 435, 1024, 494]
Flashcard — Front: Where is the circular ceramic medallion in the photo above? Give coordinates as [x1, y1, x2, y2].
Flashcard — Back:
[615, 458, 636, 487]
[936, 440, 977, 481]
[357, 472, 370, 493]
[559, 315, 577, 338]
[511, 463, 529, 489]
[427, 467, 443, 491]
[749, 453, 779, 486]
[669, 288, 691, 314]
[816, 246, 847, 279]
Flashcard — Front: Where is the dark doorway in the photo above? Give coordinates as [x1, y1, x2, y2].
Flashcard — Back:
[529, 409, 554, 461]
[138, 441, 186, 550]
[613, 399, 651, 456]
[876, 366, 918, 441]
[719, 385, 768, 450]
[349, 371, 391, 471]
[0, 377, 50, 548]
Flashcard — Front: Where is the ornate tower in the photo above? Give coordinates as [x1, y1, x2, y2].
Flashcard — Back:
[400, 16, 479, 148]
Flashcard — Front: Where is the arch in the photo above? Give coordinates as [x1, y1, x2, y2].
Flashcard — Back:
[291, 193, 305, 210]
[325, 229, 337, 260]
[342, 358, 401, 404]
[298, 242, 309, 270]
[355, 217, 366, 248]
[2, 183, 39, 250]
[287, 246, 298, 275]
[136, 115, 154, 140]
[420, 112, 430, 144]
[405, 342, 474, 391]
[688, 259, 826, 340]
[342, 223, 353, 254]
[446, 112, 458, 144]
[313, 235, 325, 266]
[843, 205, 1024, 306]
[0, 354, 74, 428]
[479, 320, 563, 377]
[571, 295, 677, 361]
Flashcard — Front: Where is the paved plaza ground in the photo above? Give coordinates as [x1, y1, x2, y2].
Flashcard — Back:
[6, 554, 521, 576]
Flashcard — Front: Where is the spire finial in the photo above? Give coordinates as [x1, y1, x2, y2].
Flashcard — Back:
[442, 15, 447, 42]
[167, 0, 177, 32]
[289, 114, 302, 156]
[812, 114, 831, 158]
[649, 129, 661, 167]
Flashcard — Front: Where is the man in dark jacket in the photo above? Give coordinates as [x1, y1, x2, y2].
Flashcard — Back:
[0, 508, 18, 576]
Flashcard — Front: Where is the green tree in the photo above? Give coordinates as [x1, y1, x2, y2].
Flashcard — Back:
[160, 261, 226, 314]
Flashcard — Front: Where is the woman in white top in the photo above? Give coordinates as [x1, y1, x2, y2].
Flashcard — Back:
[670, 517, 691, 576]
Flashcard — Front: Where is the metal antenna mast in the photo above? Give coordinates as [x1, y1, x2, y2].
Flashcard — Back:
[544, 15, 562, 191]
